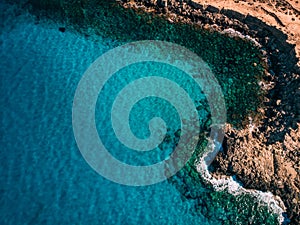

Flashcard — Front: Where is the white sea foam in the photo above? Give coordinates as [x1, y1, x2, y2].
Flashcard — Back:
[196, 138, 288, 224]
[221, 28, 262, 48]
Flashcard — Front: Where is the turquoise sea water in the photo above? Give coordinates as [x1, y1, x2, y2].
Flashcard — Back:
[1, 2, 280, 225]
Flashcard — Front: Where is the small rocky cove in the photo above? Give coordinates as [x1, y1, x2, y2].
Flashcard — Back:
[8, 0, 300, 224]
[118, 1, 300, 224]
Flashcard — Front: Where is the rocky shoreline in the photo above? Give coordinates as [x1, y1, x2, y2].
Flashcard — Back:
[118, 0, 300, 224]
[7, 0, 299, 223]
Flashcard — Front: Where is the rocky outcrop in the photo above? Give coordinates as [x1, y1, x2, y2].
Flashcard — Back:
[211, 123, 300, 224]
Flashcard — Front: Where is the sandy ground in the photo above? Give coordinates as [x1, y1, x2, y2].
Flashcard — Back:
[196, 0, 300, 65]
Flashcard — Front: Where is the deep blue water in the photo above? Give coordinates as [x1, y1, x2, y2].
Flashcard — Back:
[0, 2, 279, 225]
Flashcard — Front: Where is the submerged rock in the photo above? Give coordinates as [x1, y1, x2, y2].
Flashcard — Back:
[58, 27, 66, 32]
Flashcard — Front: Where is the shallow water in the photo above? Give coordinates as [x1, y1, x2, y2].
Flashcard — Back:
[0, 2, 279, 225]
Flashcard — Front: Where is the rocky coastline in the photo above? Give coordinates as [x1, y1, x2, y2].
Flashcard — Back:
[118, 0, 300, 224]
[7, 0, 299, 224]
